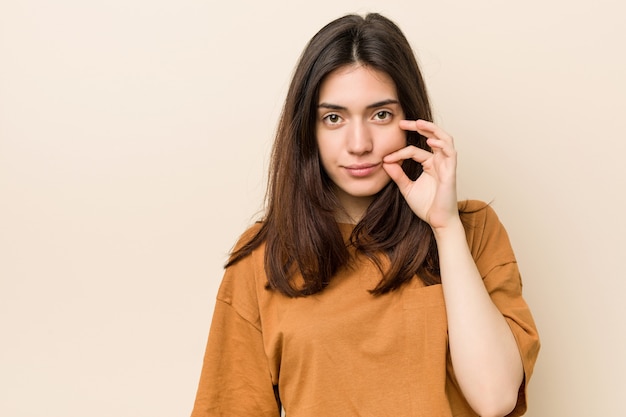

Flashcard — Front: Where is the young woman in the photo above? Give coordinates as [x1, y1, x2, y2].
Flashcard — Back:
[191, 13, 539, 417]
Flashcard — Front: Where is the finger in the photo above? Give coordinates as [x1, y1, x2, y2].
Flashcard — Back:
[382, 162, 413, 193]
[383, 145, 433, 164]
[400, 120, 454, 145]
[426, 137, 457, 158]
[398, 119, 422, 132]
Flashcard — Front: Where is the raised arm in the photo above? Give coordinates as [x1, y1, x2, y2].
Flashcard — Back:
[383, 120, 524, 417]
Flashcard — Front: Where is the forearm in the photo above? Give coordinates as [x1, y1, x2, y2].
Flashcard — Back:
[434, 218, 523, 417]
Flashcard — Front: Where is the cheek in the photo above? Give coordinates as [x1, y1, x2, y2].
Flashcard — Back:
[316, 137, 337, 168]
[379, 128, 407, 153]
[316, 129, 342, 156]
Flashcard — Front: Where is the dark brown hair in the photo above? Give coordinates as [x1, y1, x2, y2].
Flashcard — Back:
[228, 13, 440, 296]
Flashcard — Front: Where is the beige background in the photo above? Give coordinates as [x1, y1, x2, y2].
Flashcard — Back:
[1, 0, 624, 416]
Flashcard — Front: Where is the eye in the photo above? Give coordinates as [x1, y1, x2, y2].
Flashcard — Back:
[373, 110, 392, 121]
[323, 113, 343, 125]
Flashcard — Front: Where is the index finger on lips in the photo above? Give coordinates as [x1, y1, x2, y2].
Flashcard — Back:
[383, 145, 432, 164]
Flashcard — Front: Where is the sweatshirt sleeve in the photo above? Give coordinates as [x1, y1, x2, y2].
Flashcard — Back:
[461, 201, 541, 417]
[191, 230, 280, 417]
[190, 300, 280, 417]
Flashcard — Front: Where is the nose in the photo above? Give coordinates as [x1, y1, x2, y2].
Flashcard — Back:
[346, 121, 373, 155]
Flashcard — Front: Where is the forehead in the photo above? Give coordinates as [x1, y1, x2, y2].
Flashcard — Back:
[318, 65, 398, 105]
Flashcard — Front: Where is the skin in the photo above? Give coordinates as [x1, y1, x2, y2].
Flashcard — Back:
[317, 64, 524, 417]
[316, 65, 406, 223]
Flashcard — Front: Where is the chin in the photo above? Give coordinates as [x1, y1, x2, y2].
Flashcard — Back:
[345, 182, 391, 198]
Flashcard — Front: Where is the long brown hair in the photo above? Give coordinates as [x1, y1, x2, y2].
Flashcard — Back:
[228, 13, 440, 297]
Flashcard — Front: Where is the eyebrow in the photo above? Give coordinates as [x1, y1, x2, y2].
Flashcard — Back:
[317, 99, 400, 111]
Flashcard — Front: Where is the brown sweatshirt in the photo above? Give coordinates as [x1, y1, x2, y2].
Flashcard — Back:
[191, 201, 540, 416]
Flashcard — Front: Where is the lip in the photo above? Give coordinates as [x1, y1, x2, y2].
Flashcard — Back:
[344, 162, 381, 177]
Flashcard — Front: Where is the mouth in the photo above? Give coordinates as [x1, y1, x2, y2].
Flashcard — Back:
[344, 162, 381, 177]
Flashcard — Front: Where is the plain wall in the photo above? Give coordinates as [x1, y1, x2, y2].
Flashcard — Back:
[1, 0, 624, 416]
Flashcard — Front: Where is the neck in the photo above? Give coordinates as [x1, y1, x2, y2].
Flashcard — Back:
[333, 191, 373, 224]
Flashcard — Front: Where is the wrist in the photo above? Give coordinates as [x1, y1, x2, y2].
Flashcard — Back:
[431, 216, 465, 241]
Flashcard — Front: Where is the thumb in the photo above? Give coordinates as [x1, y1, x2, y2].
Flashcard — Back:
[383, 162, 413, 195]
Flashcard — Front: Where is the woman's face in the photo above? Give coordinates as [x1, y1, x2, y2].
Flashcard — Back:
[316, 64, 406, 220]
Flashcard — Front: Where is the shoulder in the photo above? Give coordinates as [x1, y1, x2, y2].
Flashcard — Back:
[217, 223, 267, 315]
[458, 199, 497, 223]
[231, 221, 264, 253]
[458, 200, 517, 270]
[458, 199, 503, 236]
